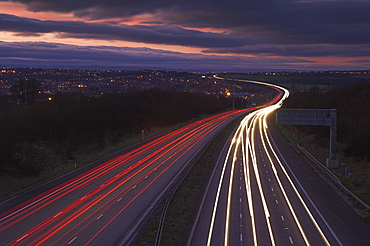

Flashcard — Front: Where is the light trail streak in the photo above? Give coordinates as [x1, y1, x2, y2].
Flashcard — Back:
[3, 107, 247, 245]
[206, 109, 277, 246]
[83, 114, 241, 245]
[205, 86, 285, 246]
[248, 112, 276, 246]
[49, 116, 230, 245]
[260, 110, 331, 246]
[206, 138, 234, 246]
[1, 113, 219, 225]
[257, 109, 310, 245]
[224, 128, 241, 246]
[204, 79, 333, 246]
[241, 116, 257, 245]
[2, 78, 336, 246]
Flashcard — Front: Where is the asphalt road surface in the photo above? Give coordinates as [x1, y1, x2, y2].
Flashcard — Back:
[187, 91, 370, 245]
[0, 109, 253, 246]
[2, 80, 369, 246]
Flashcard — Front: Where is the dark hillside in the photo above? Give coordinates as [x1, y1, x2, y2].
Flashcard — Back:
[0, 89, 231, 177]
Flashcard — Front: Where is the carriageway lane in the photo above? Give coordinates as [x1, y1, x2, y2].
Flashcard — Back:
[188, 106, 370, 246]
[0, 110, 252, 246]
[188, 104, 342, 246]
[267, 113, 370, 246]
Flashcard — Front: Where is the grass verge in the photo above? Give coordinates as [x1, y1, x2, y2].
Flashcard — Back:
[277, 124, 370, 225]
[0, 113, 225, 202]
[0, 126, 175, 202]
[132, 116, 242, 245]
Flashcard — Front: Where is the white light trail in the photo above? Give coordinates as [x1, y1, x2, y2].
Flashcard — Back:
[206, 139, 234, 246]
[206, 78, 332, 246]
[258, 111, 310, 245]
[224, 132, 240, 246]
[260, 111, 331, 246]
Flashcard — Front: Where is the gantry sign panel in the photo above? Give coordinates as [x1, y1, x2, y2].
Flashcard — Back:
[276, 109, 336, 126]
[276, 108, 339, 168]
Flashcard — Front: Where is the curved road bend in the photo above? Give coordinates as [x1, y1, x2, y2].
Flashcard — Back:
[188, 87, 370, 246]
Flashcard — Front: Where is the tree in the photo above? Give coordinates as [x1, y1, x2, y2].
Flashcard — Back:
[10, 78, 42, 104]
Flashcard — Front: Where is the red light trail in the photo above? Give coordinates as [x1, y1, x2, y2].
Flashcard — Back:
[2, 102, 279, 245]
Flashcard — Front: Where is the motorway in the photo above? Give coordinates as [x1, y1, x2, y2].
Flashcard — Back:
[2, 79, 369, 246]
[0, 108, 254, 246]
[187, 81, 370, 246]
[187, 101, 340, 246]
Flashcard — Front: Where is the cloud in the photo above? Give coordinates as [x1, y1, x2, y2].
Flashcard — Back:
[348, 59, 370, 64]
[4, 0, 370, 45]
[2, 8, 370, 59]
[1, 0, 370, 70]
[0, 41, 317, 71]
[204, 44, 370, 58]
[0, 14, 247, 48]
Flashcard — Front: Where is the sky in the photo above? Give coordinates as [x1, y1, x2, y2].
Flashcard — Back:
[0, 0, 370, 71]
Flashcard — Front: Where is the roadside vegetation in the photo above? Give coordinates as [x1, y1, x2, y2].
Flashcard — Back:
[132, 113, 242, 245]
[0, 87, 232, 201]
[280, 82, 370, 208]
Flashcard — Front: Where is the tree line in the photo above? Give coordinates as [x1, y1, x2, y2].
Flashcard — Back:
[0, 85, 232, 177]
[282, 82, 370, 161]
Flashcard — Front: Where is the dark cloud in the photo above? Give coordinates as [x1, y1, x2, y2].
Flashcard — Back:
[4, 0, 370, 45]
[1, 0, 370, 70]
[0, 41, 318, 71]
[0, 14, 247, 48]
[348, 59, 370, 64]
[204, 44, 370, 58]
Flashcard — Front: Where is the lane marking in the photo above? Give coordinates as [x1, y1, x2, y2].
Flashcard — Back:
[97, 214, 104, 220]
[16, 234, 29, 242]
[289, 236, 294, 244]
[54, 211, 63, 218]
[68, 236, 77, 245]
[281, 215, 285, 221]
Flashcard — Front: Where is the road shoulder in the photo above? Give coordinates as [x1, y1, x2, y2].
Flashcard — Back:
[268, 113, 370, 246]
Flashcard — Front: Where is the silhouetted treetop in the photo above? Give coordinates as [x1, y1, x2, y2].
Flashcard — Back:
[10, 78, 42, 105]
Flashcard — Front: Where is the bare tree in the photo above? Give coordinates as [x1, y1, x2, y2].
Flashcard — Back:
[11, 78, 41, 104]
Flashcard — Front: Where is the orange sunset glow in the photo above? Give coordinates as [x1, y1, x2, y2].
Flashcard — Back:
[1, 0, 369, 71]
